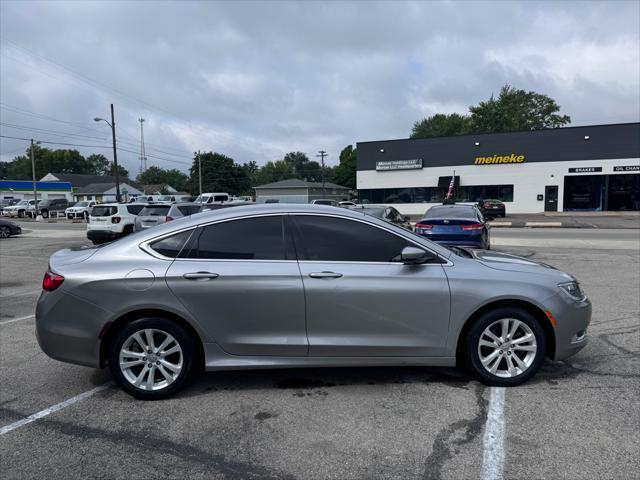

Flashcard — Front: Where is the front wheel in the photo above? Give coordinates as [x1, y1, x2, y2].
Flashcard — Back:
[41, 210, 49, 219]
[0, 226, 10, 238]
[108, 318, 195, 400]
[466, 308, 546, 386]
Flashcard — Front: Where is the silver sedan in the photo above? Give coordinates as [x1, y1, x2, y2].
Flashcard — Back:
[36, 204, 591, 399]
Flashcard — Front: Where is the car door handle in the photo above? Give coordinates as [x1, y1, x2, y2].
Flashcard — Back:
[308, 271, 343, 279]
[183, 272, 219, 280]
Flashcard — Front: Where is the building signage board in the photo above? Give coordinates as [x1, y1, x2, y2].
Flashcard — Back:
[376, 159, 423, 171]
[614, 165, 640, 172]
[568, 167, 602, 173]
[474, 154, 525, 165]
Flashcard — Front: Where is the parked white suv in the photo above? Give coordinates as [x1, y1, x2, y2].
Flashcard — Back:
[86, 203, 145, 244]
[194, 192, 230, 205]
[66, 201, 96, 220]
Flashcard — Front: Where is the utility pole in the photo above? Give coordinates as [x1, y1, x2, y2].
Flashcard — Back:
[30, 139, 41, 221]
[317, 150, 328, 197]
[138, 118, 147, 175]
[94, 104, 121, 202]
[198, 154, 203, 207]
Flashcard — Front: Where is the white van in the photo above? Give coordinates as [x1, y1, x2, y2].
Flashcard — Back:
[194, 192, 230, 205]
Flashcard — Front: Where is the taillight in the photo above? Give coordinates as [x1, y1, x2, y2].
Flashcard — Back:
[43, 271, 64, 291]
[111, 216, 121, 224]
[461, 223, 483, 230]
[484, 202, 492, 208]
[415, 223, 433, 230]
[166, 216, 173, 221]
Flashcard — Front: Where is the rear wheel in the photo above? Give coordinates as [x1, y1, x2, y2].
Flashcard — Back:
[108, 318, 194, 400]
[42, 210, 49, 219]
[18, 210, 24, 218]
[0, 226, 10, 238]
[466, 308, 545, 386]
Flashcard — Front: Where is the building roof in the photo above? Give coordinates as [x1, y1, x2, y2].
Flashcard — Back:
[143, 184, 178, 194]
[44, 173, 141, 189]
[75, 183, 119, 194]
[254, 178, 350, 190]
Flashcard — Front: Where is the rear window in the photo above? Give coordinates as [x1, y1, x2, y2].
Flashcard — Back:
[213, 195, 228, 202]
[424, 207, 476, 219]
[177, 205, 199, 215]
[92, 206, 117, 217]
[127, 205, 145, 215]
[140, 206, 170, 216]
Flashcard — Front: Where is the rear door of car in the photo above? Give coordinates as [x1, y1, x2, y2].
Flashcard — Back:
[291, 214, 451, 357]
[164, 214, 307, 356]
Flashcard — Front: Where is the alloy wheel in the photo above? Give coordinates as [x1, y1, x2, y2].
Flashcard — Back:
[477, 318, 537, 378]
[119, 329, 183, 391]
[0, 226, 10, 238]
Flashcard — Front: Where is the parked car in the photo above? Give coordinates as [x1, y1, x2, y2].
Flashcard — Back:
[339, 201, 358, 207]
[310, 199, 339, 207]
[37, 204, 590, 399]
[134, 203, 201, 232]
[3, 199, 36, 218]
[66, 201, 96, 220]
[0, 218, 22, 238]
[0, 198, 19, 215]
[478, 199, 506, 218]
[415, 204, 490, 249]
[194, 192, 230, 205]
[86, 203, 145, 244]
[155, 195, 193, 203]
[27, 198, 70, 218]
[350, 205, 412, 230]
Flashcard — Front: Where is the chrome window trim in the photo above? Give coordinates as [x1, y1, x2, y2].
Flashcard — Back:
[139, 211, 452, 266]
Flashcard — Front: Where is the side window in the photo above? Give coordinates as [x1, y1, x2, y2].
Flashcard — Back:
[183, 216, 286, 260]
[293, 215, 410, 262]
[150, 230, 193, 258]
[126, 204, 145, 215]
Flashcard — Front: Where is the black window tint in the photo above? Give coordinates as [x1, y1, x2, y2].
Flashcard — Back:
[150, 230, 193, 258]
[127, 205, 145, 215]
[188, 216, 285, 260]
[92, 206, 117, 216]
[177, 206, 190, 215]
[140, 206, 170, 216]
[294, 215, 409, 262]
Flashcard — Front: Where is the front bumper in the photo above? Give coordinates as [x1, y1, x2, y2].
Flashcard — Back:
[545, 292, 592, 360]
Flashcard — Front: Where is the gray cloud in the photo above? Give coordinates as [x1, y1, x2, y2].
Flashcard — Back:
[1, 0, 638, 174]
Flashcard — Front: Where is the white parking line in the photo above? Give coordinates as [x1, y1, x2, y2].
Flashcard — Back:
[0, 383, 113, 435]
[0, 314, 35, 326]
[480, 387, 506, 480]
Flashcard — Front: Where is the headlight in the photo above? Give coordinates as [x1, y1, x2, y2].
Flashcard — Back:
[558, 281, 585, 301]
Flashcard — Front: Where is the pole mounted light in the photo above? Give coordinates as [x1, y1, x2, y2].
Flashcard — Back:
[94, 104, 121, 203]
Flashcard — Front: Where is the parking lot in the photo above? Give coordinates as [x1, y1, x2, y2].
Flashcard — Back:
[1, 222, 638, 479]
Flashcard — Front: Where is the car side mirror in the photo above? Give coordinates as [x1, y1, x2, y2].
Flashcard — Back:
[400, 246, 432, 264]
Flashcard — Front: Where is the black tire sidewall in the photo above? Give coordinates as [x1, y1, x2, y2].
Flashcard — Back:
[108, 317, 195, 400]
[466, 307, 546, 387]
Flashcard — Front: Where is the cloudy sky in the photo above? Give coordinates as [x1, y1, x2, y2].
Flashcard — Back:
[1, 0, 638, 175]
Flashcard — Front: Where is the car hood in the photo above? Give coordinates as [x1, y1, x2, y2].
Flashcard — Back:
[471, 249, 574, 280]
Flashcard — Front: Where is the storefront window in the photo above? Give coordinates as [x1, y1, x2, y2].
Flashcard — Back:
[359, 185, 514, 204]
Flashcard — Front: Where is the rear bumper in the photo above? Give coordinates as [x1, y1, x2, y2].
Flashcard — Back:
[416, 234, 483, 248]
[87, 229, 121, 242]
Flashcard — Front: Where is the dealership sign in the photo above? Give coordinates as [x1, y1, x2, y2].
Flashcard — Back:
[474, 153, 525, 165]
[568, 167, 602, 173]
[376, 159, 423, 171]
[614, 165, 640, 172]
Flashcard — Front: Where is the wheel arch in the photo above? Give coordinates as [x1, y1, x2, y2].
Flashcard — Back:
[455, 298, 555, 364]
[99, 308, 205, 369]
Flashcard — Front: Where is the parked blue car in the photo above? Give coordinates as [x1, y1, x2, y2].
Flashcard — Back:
[414, 204, 491, 249]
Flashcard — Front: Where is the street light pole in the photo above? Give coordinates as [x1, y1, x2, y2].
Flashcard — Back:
[94, 104, 121, 203]
[30, 139, 41, 220]
[198, 153, 203, 207]
[317, 150, 328, 197]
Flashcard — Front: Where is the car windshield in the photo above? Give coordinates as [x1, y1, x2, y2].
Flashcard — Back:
[193, 195, 209, 203]
[424, 207, 476, 219]
[157, 196, 172, 201]
[140, 205, 170, 216]
[75, 202, 89, 207]
[15, 200, 29, 206]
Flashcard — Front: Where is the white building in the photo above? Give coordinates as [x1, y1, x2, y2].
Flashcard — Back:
[356, 123, 640, 215]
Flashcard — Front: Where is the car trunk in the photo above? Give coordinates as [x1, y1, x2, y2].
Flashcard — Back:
[137, 205, 170, 228]
[417, 218, 482, 241]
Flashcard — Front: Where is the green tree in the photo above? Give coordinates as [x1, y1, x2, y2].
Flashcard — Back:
[254, 159, 294, 186]
[410, 113, 472, 139]
[113, 164, 129, 179]
[469, 85, 571, 133]
[87, 153, 111, 175]
[189, 152, 251, 196]
[332, 145, 357, 189]
[137, 166, 189, 191]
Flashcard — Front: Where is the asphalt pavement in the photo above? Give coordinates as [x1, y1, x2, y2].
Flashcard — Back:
[0, 223, 638, 479]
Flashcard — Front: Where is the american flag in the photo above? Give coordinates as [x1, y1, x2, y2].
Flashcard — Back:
[445, 172, 456, 200]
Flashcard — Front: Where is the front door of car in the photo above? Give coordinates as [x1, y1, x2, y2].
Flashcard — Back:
[291, 214, 451, 357]
[165, 215, 307, 356]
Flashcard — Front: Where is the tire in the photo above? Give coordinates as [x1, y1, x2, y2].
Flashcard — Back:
[42, 210, 49, 219]
[465, 307, 546, 387]
[0, 226, 10, 238]
[108, 317, 195, 400]
[18, 210, 24, 218]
